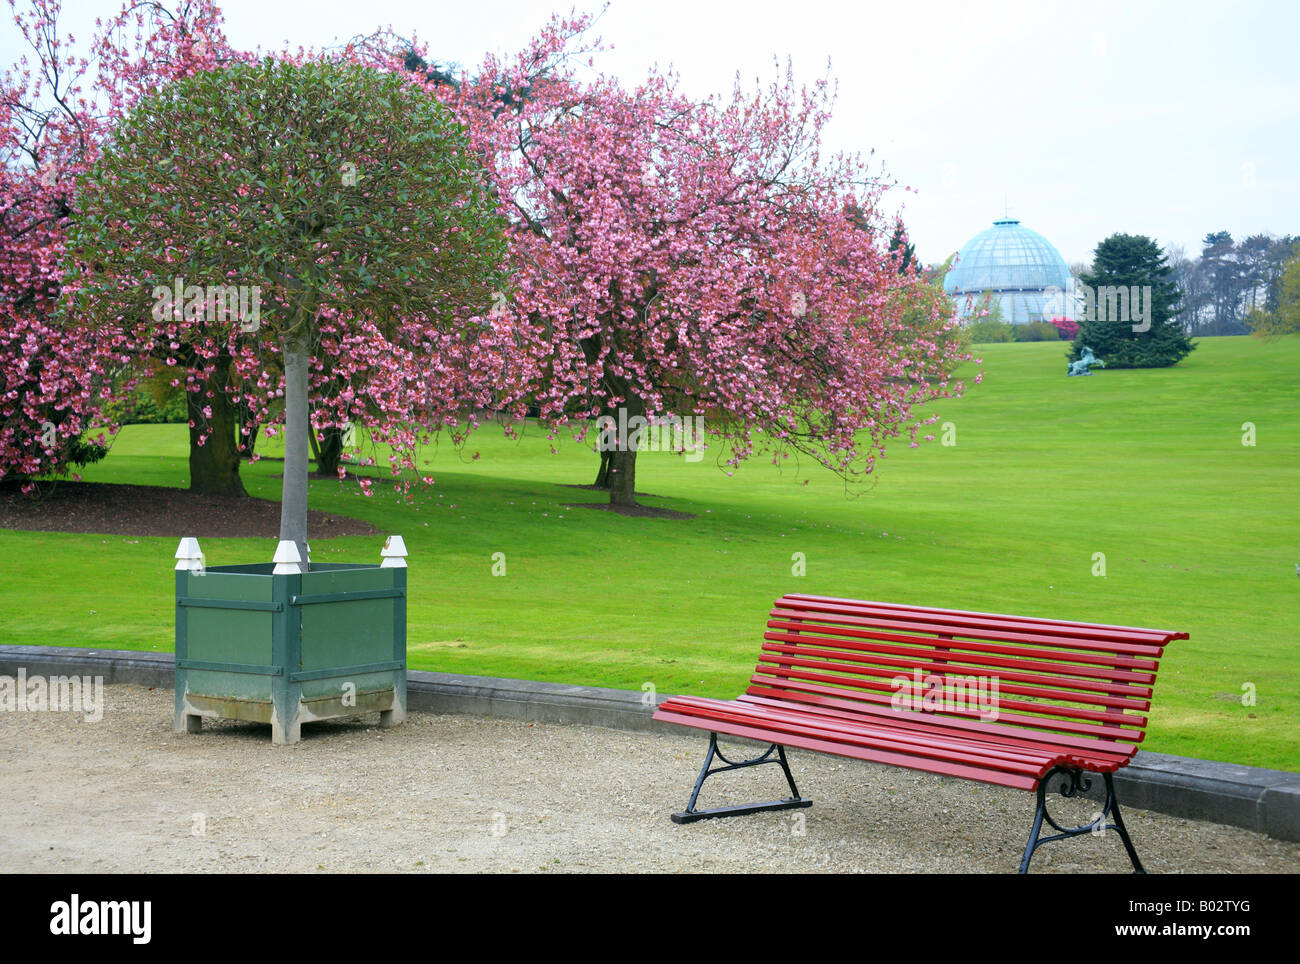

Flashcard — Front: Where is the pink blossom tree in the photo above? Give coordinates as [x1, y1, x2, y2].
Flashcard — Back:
[0, 86, 107, 486]
[1, 0, 243, 491]
[445, 22, 971, 507]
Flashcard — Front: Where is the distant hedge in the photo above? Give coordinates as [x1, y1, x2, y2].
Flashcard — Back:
[101, 386, 188, 425]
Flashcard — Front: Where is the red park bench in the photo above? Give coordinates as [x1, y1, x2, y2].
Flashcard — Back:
[652, 593, 1186, 873]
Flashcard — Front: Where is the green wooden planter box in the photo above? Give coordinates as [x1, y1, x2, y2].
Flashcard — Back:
[174, 562, 407, 744]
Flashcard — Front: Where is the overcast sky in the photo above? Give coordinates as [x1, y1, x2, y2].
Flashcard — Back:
[6, 0, 1296, 266]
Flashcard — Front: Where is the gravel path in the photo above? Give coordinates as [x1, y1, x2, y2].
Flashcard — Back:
[1, 685, 1296, 874]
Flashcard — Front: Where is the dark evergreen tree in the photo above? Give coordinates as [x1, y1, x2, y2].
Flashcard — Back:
[1238, 234, 1274, 315]
[403, 51, 460, 90]
[888, 223, 917, 274]
[1069, 234, 1195, 368]
[1196, 231, 1246, 334]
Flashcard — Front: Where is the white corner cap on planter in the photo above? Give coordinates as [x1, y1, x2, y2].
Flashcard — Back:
[174, 536, 205, 572]
[380, 534, 408, 568]
[272, 540, 305, 574]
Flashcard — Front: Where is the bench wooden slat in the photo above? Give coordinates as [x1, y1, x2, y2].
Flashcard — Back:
[751, 662, 1152, 728]
[654, 705, 1049, 790]
[771, 607, 1171, 658]
[764, 621, 1163, 676]
[747, 674, 1147, 741]
[778, 594, 1189, 643]
[759, 641, 1157, 704]
[735, 694, 1137, 769]
[773, 606, 1175, 652]
[757, 656, 1152, 720]
[664, 697, 1062, 771]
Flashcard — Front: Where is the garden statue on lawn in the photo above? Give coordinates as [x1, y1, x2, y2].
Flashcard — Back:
[1068, 346, 1106, 376]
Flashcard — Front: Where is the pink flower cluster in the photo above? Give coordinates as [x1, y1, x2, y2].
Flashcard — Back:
[1049, 317, 1079, 340]
[2, 0, 234, 485]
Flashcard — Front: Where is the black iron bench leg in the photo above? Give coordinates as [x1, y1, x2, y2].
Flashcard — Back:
[1020, 767, 1146, 873]
[1105, 772, 1146, 873]
[671, 732, 813, 824]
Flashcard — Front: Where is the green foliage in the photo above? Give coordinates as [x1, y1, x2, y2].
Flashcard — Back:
[1069, 233, 1195, 368]
[59, 56, 510, 525]
[102, 384, 188, 425]
[967, 318, 1013, 343]
[890, 255, 968, 362]
[964, 291, 1014, 343]
[1246, 252, 1300, 337]
[1012, 320, 1060, 342]
[62, 58, 508, 341]
[64, 435, 109, 469]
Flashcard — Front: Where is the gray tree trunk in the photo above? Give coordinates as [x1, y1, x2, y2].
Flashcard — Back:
[314, 424, 345, 477]
[279, 329, 311, 571]
[608, 391, 644, 507]
[592, 403, 616, 488]
[609, 445, 638, 506]
[183, 348, 247, 498]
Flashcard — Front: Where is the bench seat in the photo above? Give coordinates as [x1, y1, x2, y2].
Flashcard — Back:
[655, 693, 1136, 791]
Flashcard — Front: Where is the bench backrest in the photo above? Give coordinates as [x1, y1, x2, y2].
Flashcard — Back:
[750, 594, 1186, 747]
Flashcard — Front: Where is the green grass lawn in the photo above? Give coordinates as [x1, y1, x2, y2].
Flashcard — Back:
[2, 336, 1297, 771]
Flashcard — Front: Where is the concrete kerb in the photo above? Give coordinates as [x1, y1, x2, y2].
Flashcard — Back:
[3, 645, 1298, 843]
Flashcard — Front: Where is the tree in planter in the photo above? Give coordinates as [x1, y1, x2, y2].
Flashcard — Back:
[62, 57, 507, 568]
[1069, 234, 1194, 369]
[450, 26, 970, 507]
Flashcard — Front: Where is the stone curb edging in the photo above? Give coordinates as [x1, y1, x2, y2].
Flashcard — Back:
[3, 645, 1299, 843]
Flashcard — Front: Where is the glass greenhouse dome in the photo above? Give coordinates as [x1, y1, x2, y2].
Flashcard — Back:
[944, 217, 1074, 324]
